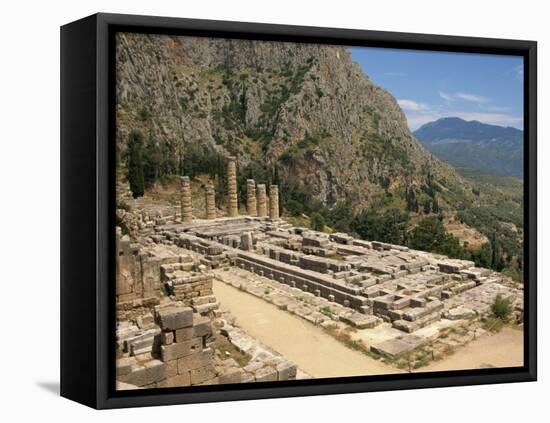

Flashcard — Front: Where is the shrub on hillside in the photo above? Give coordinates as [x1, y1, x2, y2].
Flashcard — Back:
[491, 294, 512, 321]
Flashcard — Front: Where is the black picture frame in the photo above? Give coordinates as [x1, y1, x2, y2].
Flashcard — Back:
[60, 12, 537, 409]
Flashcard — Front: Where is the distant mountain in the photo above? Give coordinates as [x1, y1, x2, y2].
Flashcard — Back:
[414, 117, 523, 178]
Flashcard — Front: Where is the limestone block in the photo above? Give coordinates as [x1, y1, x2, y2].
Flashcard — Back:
[444, 306, 476, 320]
[118, 366, 147, 387]
[143, 360, 166, 384]
[190, 365, 217, 385]
[218, 368, 244, 384]
[164, 371, 191, 388]
[116, 357, 133, 376]
[160, 337, 202, 361]
[174, 327, 194, 343]
[243, 360, 264, 374]
[340, 313, 380, 329]
[119, 359, 166, 387]
[136, 313, 154, 329]
[276, 361, 297, 380]
[161, 331, 174, 345]
[165, 360, 178, 378]
[116, 381, 141, 391]
[193, 302, 220, 315]
[254, 366, 278, 382]
[156, 306, 193, 330]
[193, 315, 213, 337]
[177, 348, 214, 373]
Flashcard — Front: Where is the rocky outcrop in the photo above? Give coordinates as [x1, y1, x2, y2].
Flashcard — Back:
[116, 33, 472, 210]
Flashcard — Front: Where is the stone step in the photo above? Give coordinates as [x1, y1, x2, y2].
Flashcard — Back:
[340, 313, 380, 329]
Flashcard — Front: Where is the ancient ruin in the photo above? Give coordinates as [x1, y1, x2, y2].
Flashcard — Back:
[116, 156, 523, 389]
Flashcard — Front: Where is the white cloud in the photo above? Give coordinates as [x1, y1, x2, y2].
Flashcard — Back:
[399, 94, 522, 131]
[486, 105, 511, 112]
[397, 99, 427, 111]
[438, 91, 454, 102]
[405, 113, 443, 130]
[438, 91, 490, 104]
[455, 92, 489, 103]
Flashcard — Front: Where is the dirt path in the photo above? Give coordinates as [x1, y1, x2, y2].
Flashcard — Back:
[420, 327, 524, 372]
[213, 279, 402, 378]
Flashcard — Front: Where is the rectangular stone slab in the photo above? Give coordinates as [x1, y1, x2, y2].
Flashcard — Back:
[156, 306, 193, 330]
[160, 337, 202, 361]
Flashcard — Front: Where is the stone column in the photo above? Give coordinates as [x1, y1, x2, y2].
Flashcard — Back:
[205, 183, 216, 219]
[257, 184, 267, 217]
[246, 179, 257, 216]
[269, 185, 279, 220]
[227, 156, 238, 217]
[180, 176, 192, 222]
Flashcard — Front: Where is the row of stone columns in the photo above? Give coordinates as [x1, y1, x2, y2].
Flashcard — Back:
[178, 157, 279, 221]
[246, 181, 278, 219]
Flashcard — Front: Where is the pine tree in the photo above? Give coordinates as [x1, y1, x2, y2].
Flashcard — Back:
[310, 212, 326, 232]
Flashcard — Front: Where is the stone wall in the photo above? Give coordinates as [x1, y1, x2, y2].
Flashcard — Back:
[116, 229, 162, 308]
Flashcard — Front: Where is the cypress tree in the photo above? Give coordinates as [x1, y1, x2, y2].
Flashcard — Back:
[127, 130, 145, 198]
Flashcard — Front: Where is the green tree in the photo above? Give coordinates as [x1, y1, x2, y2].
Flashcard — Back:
[408, 217, 464, 258]
[470, 242, 493, 268]
[310, 212, 326, 231]
[325, 202, 353, 232]
[285, 199, 304, 217]
[351, 208, 410, 245]
[127, 130, 145, 198]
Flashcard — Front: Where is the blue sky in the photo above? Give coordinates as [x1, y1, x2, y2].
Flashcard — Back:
[349, 47, 524, 131]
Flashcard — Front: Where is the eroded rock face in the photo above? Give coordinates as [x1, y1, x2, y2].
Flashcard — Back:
[116, 33, 471, 210]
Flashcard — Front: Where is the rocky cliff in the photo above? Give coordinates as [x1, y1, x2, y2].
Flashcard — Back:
[116, 32, 472, 211]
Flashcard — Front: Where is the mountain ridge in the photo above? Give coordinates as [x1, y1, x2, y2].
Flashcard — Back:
[414, 117, 523, 178]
